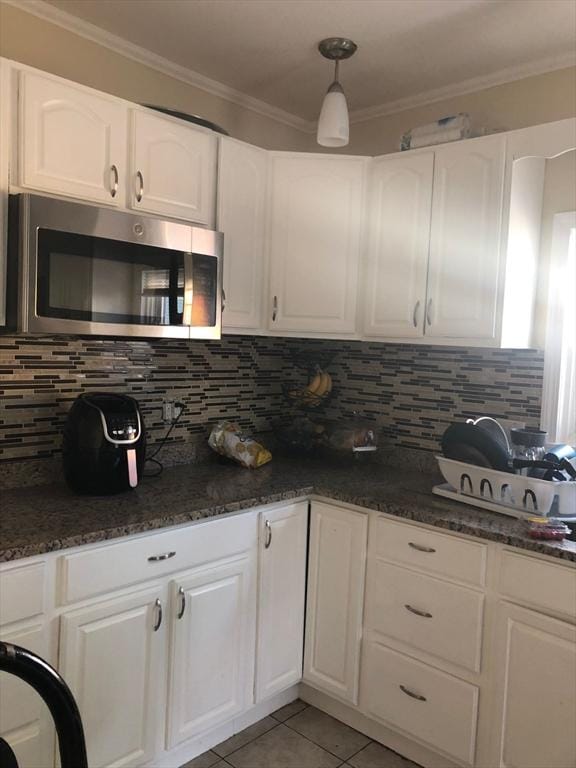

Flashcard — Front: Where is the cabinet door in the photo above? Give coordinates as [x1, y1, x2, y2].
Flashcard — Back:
[494, 602, 576, 768]
[364, 152, 433, 338]
[426, 135, 505, 339]
[0, 623, 54, 768]
[19, 71, 126, 204]
[59, 586, 164, 768]
[167, 555, 256, 747]
[268, 154, 366, 333]
[218, 138, 267, 331]
[255, 502, 308, 701]
[130, 110, 217, 225]
[303, 501, 368, 704]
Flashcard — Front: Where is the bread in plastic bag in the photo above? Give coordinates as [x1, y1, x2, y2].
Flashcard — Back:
[208, 421, 272, 468]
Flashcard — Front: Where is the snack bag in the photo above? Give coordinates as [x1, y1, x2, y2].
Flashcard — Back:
[208, 421, 272, 468]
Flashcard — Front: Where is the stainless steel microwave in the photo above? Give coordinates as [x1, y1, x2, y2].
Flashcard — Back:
[7, 194, 223, 339]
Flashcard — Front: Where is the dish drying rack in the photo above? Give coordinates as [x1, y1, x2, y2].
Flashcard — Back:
[434, 456, 576, 519]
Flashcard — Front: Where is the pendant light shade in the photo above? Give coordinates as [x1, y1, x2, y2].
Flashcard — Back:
[316, 37, 357, 148]
[317, 82, 349, 147]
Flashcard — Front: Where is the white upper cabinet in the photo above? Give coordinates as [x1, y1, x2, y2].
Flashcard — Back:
[255, 502, 308, 702]
[218, 137, 267, 331]
[129, 109, 217, 225]
[268, 153, 366, 334]
[18, 70, 127, 205]
[426, 135, 505, 340]
[363, 152, 433, 338]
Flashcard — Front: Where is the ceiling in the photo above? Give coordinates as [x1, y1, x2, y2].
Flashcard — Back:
[33, 0, 576, 123]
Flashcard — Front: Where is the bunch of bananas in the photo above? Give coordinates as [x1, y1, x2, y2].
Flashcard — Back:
[287, 368, 333, 408]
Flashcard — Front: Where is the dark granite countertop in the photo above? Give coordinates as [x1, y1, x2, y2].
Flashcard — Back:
[1, 455, 575, 563]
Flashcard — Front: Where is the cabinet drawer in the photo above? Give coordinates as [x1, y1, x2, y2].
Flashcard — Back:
[366, 561, 484, 672]
[499, 550, 576, 620]
[0, 563, 45, 625]
[59, 512, 257, 604]
[372, 517, 487, 586]
[362, 642, 479, 766]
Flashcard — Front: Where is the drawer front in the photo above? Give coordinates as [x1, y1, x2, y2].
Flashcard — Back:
[59, 512, 258, 604]
[372, 517, 487, 586]
[499, 550, 576, 620]
[362, 642, 479, 766]
[0, 563, 45, 625]
[366, 561, 484, 672]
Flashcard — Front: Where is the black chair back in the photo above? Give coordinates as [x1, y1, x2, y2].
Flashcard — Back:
[0, 642, 88, 768]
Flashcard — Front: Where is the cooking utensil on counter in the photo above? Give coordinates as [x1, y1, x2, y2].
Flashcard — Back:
[441, 422, 512, 472]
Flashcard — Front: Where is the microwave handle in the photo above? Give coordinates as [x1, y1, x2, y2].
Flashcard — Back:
[183, 252, 194, 326]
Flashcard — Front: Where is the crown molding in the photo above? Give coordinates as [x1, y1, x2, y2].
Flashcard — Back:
[2, 0, 312, 132]
[4, 0, 575, 135]
[349, 52, 576, 125]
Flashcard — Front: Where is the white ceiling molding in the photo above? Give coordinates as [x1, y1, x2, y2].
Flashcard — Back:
[349, 51, 576, 125]
[2, 0, 312, 132]
[5, 0, 576, 135]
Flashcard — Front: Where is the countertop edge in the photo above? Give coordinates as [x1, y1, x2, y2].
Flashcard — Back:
[2, 480, 575, 565]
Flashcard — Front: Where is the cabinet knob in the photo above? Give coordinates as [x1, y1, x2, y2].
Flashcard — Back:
[109, 164, 119, 198]
[136, 170, 144, 203]
[272, 296, 278, 322]
[412, 300, 421, 328]
[153, 599, 163, 631]
[264, 519, 272, 549]
[177, 586, 186, 620]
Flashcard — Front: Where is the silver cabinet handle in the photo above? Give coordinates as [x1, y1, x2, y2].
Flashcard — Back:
[109, 164, 119, 198]
[408, 542, 436, 554]
[264, 519, 272, 549]
[399, 684, 427, 702]
[153, 598, 163, 631]
[412, 300, 420, 328]
[136, 170, 144, 203]
[177, 586, 186, 620]
[426, 298, 433, 326]
[272, 296, 278, 322]
[405, 604, 433, 619]
[221, 288, 226, 313]
[148, 551, 176, 562]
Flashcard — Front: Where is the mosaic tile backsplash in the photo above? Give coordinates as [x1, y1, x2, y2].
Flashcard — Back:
[0, 334, 544, 474]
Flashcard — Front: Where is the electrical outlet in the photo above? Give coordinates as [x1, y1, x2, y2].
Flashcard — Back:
[162, 401, 182, 424]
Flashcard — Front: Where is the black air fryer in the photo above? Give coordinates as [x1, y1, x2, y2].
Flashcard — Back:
[63, 394, 146, 495]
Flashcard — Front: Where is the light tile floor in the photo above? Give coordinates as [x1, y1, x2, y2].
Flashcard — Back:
[181, 700, 421, 768]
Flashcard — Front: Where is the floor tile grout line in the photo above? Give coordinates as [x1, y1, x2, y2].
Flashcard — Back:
[215, 720, 281, 761]
[283, 704, 374, 768]
[280, 713, 364, 763]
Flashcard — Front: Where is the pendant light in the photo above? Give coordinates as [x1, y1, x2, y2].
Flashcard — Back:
[316, 37, 357, 148]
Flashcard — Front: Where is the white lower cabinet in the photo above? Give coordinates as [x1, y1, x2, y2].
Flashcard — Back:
[303, 501, 368, 704]
[166, 555, 256, 748]
[0, 622, 54, 768]
[59, 585, 164, 768]
[255, 502, 308, 702]
[362, 642, 479, 766]
[493, 602, 576, 768]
